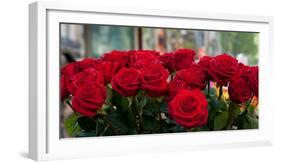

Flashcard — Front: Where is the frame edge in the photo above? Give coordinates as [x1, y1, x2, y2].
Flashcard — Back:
[29, 1, 39, 161]
[29, 1, 274, 160]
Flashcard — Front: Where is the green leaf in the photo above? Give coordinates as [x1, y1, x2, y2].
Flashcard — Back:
[191, 126, 209, 132]
[162, 118, 176, 132]
[76, 130, 96, 137]
[106, 112, 129, 135]
[95, 118, 104, 136]
[121, 97, 129, 110]
[214, 111, 229, 130]
[143, 115, 158, 131]
[77, 116, 96, 132]
[138, 96, 147, 110]
[248, 105, 256, 115]
[64, 113, 81, 137]
[226, 102, 241, 129]
[168, 124, 186, 132]
[244, 114, 259, 129]
[96, 108, 108, 115]
[160, 102, 168, 113]
[211, 99, 227, 112]
[142, 109, 154, 117]
[111, 90, 123, 108]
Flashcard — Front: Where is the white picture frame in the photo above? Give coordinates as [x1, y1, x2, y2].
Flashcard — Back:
[29, 1, 274, 161]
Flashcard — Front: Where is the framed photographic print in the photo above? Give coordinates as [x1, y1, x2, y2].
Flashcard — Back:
[29, 1, 274, 161]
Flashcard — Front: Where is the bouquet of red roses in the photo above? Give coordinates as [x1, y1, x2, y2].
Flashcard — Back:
[61, 49, 258, 137]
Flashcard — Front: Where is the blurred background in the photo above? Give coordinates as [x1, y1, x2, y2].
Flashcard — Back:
[60, 23, 259, 66]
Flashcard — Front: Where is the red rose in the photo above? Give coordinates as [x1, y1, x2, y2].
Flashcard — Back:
[177, 64, 207, 90]
[69, 68, 104, 95]
[60, 75, 70, 99]
[228, 77, 252, 104]
[160, 52, 175, 72]
[132, 58, 162, 70]
[173, 49, 195, 71]
[167, 77, 187, 101]
[167, 64, 206, 101]
[249, 66, 258, 97]
[111, 67, 140, 97]
[61, 62, 79, 76]
[72, 82, 106, 117]
[208, 54, 240, 86]
[140, 64, 169, 97]
[102, 50, 129, 69]
[238, 63, 251, 76]
[76, 58, 98, 71]
[198, 56, 213, 80]
[169, 89, 208, 128]
[92, 61, 119, 85]
[60, 63, 79, 99]
[128, 50, 160, 66]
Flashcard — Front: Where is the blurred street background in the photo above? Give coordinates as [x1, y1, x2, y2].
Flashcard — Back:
[60, 23, 259, 66]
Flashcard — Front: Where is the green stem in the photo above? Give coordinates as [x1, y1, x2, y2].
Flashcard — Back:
[226, 102, 235, 130]
[153, 98, 163, 133]
[100, 125, 109, 136]
[245, 96, 254, 111]
[134, 96, 143, 133]
[96, 118, 100, 136]
[103, 117, 118, 135]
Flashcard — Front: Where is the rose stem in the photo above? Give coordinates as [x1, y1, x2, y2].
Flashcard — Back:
[103, 117, 118, 135]
[218, 85, 223, 100]
[100, 125, 109, 136]
[135, 96, 144, 133]
[154, 98, 163, 133]
[245, 95, 254, 111]
[96, 118, 100, 136]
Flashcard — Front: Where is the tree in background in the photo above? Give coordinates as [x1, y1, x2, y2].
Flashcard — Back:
[220, 32, 258, 65]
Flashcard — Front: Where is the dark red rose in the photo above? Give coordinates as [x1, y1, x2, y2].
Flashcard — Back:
[61, 62, 79, 76]
[92, 61, 119, 85]
[169, 89, 208, 128]
[167, 64, 206, 101]
[102, 50, 129, 69]
[140, 64, 169, 97]
[60, 75, 70, 99]
[111, 67, 140, 97]
[132, 58, 162, 70]
[128, 50, 160, 66]
[198, 56, 213, 80]
[176, 64, 207, 90]
[173, 48, 195, 71]
[69, 68, 104, 95]
[72, 82, 106, 117]
[76, 58, 98, 71]
[160, 52, 175, 72]
[249, 66, 259, 97]
[238, 63, 251, 76]
[228, 76, 252, 104]
[60, 63, 79, 99]
[167, 77, 187, 101]
[208, 54, 240, 86]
